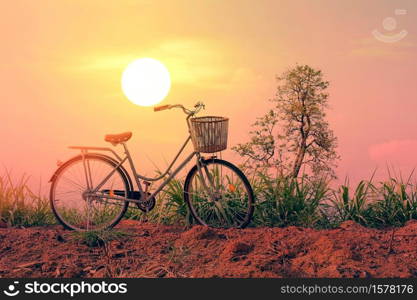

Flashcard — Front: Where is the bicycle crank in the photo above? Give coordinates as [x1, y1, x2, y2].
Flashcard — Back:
[99, 190, 156, 212]
[134, 192, 156, 212]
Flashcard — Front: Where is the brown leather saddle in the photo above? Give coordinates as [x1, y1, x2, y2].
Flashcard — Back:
[104, 132, 132, 145]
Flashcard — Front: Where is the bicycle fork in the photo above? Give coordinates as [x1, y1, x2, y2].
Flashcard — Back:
[196, 156, 218, 201]
[195, 156, 230, 222]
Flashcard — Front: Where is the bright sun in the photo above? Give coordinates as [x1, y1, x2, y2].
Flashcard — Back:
[121, 58, 171, 106]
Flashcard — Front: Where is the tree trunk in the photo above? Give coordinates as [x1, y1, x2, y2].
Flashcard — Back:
[292, 143, 306, 178]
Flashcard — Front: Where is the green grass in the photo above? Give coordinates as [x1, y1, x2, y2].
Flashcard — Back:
[368, 178, 417, 228]
[253, 173, 330, 228]
[329, 179, 374, 227]
[3, 168, 417, 230]
[0, 171, 55, 227]
[124, 177, 193, 226]
[72, 229, 132, 247]
[328, 171, 417, 228]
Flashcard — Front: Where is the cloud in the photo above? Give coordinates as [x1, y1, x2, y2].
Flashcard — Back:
[368, 139, 417, 166]
[63, 38, 260, 90]
[74, 55, 138, 71]
[151, 39, 260, 89]
[349, 37, 415, 59]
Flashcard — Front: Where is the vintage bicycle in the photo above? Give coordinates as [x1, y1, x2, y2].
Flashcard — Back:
[49, 102, 254, 231]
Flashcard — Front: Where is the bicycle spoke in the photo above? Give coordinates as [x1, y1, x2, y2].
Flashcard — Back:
[60, 175, 86, 191]
[55, 190, 82, 196]
[185, 160, 253, 228]
[51, 156, 129, 231]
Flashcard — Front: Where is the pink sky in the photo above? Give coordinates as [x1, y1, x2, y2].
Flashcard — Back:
[1, 0, 417, 193]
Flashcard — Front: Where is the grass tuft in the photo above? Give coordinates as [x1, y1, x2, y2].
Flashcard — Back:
[0, 170, 55, 227]
[72, 230, 132, 247]
[253, 174, 330, 228]
[3, 167, 417, 230]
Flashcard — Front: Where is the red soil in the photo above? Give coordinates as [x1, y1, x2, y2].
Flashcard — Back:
[1, 220, 417, 278]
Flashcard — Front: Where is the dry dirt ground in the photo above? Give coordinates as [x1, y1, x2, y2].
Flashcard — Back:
[1, 220, 417, 278]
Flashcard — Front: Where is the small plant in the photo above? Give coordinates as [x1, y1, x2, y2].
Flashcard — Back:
[72, 230, 132, 247]
[167, 243, 191, 265]
[157, 178, 191, 225]
[329, 180, 374, 227]
[253, 174, 330, 228]
[328, 170, 417, 228]
[369, 178, 417, 228]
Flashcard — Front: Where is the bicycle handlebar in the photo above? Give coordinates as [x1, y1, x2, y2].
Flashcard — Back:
[154, 104, 171, 112]
[154, 102, 205, 116]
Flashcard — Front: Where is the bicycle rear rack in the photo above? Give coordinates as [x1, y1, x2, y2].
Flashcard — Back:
[68, 146, 123, 161]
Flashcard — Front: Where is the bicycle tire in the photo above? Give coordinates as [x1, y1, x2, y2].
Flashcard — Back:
[49, 153, 132, 231]
[184, 158, 254, 228]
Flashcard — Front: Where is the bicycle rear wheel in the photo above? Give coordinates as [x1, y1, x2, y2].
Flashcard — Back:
[184, 158, 254, 228]
[50, 154, 130, 231]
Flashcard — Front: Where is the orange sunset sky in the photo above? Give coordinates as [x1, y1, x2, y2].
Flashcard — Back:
[1, 0, 417, 192]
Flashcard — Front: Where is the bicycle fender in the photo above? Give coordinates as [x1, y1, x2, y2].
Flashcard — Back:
[48, 153, 133, 192]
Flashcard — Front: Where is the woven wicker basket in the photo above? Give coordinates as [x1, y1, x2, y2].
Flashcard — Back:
[189, 116, 229, 153]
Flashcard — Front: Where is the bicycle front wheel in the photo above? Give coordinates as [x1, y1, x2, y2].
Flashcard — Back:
[50, 154, 131, 231]
[184, 158, 254, 228]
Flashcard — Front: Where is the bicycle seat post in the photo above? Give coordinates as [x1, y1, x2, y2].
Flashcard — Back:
[120, 142, 144, 193]
[121, 142, 128, 154]
[121, 142, 133, 164]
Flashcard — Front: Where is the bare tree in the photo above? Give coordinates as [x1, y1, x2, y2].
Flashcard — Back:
[233, 65, 339, 178]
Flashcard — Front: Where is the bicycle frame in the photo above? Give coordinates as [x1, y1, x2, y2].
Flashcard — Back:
[65, 102, 217, 205]
[71, 135, 206, 205]
[49, 102, 256, 230]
